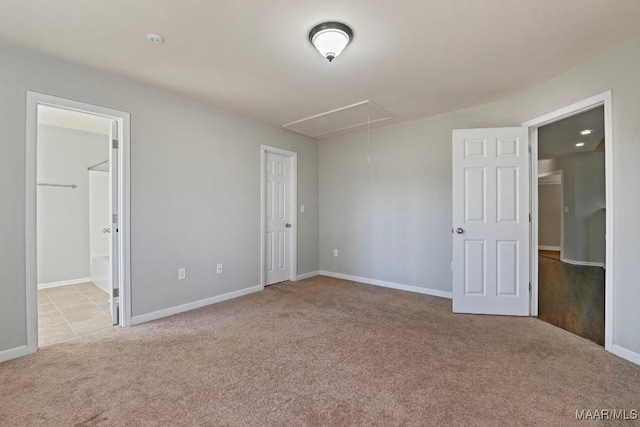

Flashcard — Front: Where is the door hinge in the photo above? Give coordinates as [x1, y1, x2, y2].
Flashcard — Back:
[529, 282, 532, 292]
[113, 288, 119, 298]
[529, 213, 532, 222]
[528, 145, 532, 154]
[112, 139, 119, 149]
[112, 213, 118, 224]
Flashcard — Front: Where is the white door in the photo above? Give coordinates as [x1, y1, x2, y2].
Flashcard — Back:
[265, 152, 291, 285]
[109, 121, 119, 324]
[452, 127, 530, 315]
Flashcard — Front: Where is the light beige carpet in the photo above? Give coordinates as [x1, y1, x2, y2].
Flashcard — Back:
[1, 276, 639, 426]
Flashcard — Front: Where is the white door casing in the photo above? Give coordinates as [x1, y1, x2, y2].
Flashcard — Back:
[523, 91, 614, 351]
[25, 91, 131, 356]
[452, 127, 530, 315]
[109, 120, 119, 324]
[265, 152, 291, 285]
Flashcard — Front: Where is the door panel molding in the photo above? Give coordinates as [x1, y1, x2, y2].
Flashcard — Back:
[452, 127, 530, 316]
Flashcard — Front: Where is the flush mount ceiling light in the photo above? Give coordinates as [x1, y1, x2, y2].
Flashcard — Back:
[576, 142, 585, 147]
[309, 22, 353, 62]
[580, 129, 593, 135]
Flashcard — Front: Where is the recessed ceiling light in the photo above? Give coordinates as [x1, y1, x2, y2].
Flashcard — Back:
[146, 34, 164, 45]
[580, 129, 592, 135]
[309, 22, 353, 62]
[575, 142, 585, 147]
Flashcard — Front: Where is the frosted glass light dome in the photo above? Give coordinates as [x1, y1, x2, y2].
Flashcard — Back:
[309, 22, 353, 62]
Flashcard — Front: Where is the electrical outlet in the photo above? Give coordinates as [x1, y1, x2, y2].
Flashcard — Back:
[333, 249, 338, 257]
[178, 268, 186, 280]
[216, 263, 223, 274]
[300, 204, 305, 213]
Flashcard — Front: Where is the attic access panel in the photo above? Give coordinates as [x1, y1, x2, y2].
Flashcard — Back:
[282, 100, 393, 139]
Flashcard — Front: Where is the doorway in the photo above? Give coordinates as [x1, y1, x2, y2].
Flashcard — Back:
[26, 92, 131, 353]
[260, 145, 297, 287]
[524, 92, 613, 350]
[536, 107, 606, 345]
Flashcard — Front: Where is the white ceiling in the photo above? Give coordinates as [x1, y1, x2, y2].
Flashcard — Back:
[2, 1, 640, 138]
[538, 106, 604, 160]
[38, 105, 112, 135]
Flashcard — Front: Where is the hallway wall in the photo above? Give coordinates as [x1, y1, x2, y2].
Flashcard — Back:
[538, 183, 562, 249]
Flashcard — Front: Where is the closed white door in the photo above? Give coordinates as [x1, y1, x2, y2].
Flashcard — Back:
[265, 152, 291, 285]
[109, 120, 119, 324]
[452, 127, 530, 315]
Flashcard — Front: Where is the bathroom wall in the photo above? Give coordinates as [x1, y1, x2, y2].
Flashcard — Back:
[37, 125, 109, 286]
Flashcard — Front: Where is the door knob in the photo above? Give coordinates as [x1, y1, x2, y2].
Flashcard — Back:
[456, 228, 464, 234]
[285, 223, 292, 228]
[102, 228, 111, 233]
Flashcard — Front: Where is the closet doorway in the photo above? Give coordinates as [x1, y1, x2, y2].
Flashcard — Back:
[26, 93, 131, 352]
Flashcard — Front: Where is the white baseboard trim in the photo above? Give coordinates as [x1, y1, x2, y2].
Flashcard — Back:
[319, 270, 452, 299]
[561, 258, 605, 269]
[130, 285, 263, 326]
[38, 277, 91, 290]
[0, 345, 29, 363]
[538, 246, 561, 251]
[296, 271, 320, 280]
[612, 345, 640, 366]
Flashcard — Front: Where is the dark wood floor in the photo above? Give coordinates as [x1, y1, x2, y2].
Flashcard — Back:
[539, 250, 561, 261]
[538, 251, 605, 346]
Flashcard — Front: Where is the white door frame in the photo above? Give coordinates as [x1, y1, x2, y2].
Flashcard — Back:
[26, 92, 132, 354]
[537, 169, 564, 258]
[260, 145, 297, 288]
[522, 90, 614, 352]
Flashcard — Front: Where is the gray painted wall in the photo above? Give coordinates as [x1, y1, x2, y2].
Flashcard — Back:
[0, 44, 319, 352]
[320, 35, 640, 354]
[37, 125, 109, 284]
[3, 33, 640, 357]
[538, 183, 562, 248]
[539, 152, 606, 264]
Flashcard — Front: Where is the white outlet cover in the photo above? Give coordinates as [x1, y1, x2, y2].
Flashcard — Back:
[333, 249, 338, 257]
[178, 268, 186, 280]
[300, 204, 305, 213]
[216, 263, 223, 274]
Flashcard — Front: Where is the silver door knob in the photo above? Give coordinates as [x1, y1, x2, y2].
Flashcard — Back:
[456, 228, 464, 234]
[285, 223, 292, 228]
[102, 228, 111, 233]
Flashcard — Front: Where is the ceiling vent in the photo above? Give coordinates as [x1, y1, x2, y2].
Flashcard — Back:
[282, 100, 393, 139]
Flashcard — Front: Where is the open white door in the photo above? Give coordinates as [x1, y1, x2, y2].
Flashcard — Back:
[265, 152, 291, 285]
[452, 127, 530, 315]
[109, 120, 119, 325]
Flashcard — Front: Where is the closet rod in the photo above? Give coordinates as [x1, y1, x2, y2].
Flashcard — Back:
[37, 183, 77, 189]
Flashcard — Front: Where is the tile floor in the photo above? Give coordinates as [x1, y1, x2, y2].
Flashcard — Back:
[38, 282, 114, 346]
